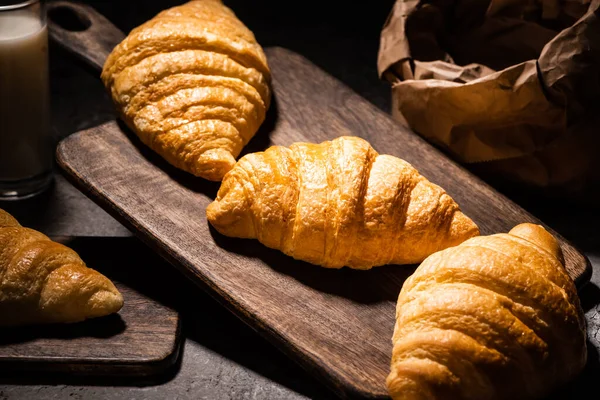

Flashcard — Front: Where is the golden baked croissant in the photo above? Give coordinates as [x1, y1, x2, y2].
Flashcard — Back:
[207, 136, 479, 269]
[388, 223, 587, 400]
[101, 0, 271, 181]
[0, 209, 123, 326]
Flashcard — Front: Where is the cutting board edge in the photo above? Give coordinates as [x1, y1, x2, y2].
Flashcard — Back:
[0, 312, 183, 364]
[0, 335, 183, 377]
[570, 246, 593, 289]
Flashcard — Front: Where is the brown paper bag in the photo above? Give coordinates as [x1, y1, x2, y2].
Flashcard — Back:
[378, 0, 600, 199]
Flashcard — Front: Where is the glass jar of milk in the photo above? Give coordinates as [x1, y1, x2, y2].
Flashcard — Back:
[0, 0, 52, 200]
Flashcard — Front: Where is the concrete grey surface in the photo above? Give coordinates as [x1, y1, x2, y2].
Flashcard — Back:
[0, 174, 131, 237]
[2, 0, 600, 399]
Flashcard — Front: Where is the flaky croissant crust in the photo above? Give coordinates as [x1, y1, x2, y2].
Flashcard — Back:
[0, 209, 123, 326]
[102, 0, 271, 181]
[207, 136, 479, 269]
[387, 223, 587, 400]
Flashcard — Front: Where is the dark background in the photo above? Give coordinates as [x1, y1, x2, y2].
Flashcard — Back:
[1, 0, 600, 399]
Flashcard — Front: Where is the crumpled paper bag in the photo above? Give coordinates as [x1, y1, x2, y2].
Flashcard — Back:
[378, 0, 600, 196]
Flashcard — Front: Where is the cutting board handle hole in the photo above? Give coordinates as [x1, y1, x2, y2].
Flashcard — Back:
[48, 6, 91, 32]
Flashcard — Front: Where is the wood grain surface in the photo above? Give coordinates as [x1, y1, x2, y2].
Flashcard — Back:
[47, 1, 124, 72]
[0, 237, 182, 377]
[54, 46, 592, 399]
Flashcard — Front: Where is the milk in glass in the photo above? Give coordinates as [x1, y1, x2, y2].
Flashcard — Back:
[0, 2, 52, 198]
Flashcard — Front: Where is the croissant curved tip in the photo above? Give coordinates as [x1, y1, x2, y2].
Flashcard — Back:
[52, 285, 124, 324]
[509, 223, 563, 263]
[206, 171, 256, 238]
[0, 209, 20, 228]
[449, 211, 480, 244]
[39, 265, 125, 324]
[87, 288, 124, 318]
[193, 148, 237, 181]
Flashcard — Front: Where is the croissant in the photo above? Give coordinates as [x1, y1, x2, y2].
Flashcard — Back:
[0, 209, 123, 326]
[206, 136, 479, 269]
[387, 223, 587, 400]
[101, 0, 271, 181]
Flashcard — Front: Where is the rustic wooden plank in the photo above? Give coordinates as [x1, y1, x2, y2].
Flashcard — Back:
[47, 0, 123, 72]
[0, 237, 182, 377]
[54, 47, 592, 399]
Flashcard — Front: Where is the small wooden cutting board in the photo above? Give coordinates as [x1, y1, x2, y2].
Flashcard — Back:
[0, 237, 182, 377]
[54, 45, 592, 398]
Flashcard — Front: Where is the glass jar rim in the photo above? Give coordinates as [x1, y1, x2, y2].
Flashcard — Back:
[0, 0, 40, 12]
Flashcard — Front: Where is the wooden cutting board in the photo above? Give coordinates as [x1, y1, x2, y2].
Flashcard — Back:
[0, 237, 182, 377]
[48, 2, 592, 399]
